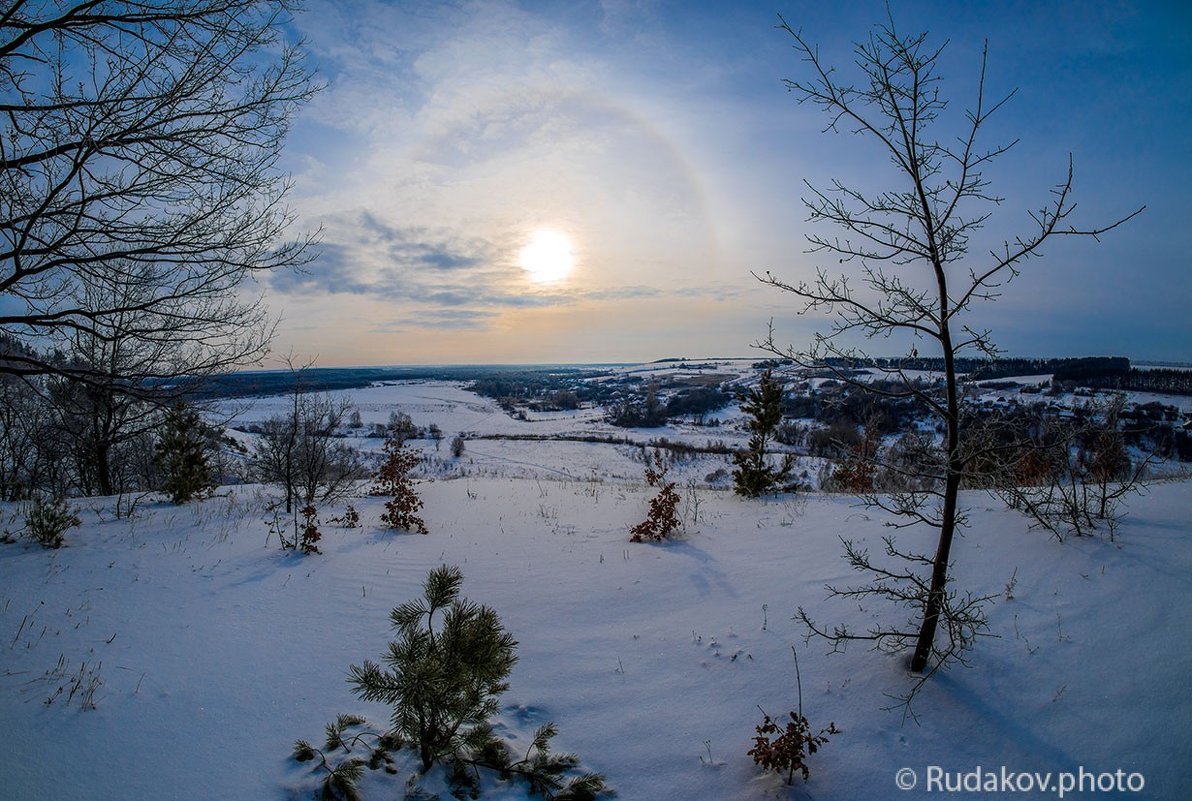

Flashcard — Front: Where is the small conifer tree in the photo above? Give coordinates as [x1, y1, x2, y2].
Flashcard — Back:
[733, 368, 794, 497]
[299, 566, 612, 799]
[154, 401, 216, 504]
[25, 495, 81, 548]
[349, 565, 515, 773]
[372, 435, 428, 534]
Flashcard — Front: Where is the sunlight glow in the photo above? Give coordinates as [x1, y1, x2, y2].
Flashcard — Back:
[518, 229, 575, 283]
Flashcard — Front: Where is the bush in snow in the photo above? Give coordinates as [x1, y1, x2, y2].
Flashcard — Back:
[749, 709, 839, 785]
[630, 450, 681, 542]
[371, 435, 428, 535]
[295, 566, 612, 800]
[327, 504, 360, 529]
[24, 495, 81, 548]
[265, 499, 324, 555]
[748, 648, 839, 785]
[822, 424, 881, 493]
[298, 504, 322, 555]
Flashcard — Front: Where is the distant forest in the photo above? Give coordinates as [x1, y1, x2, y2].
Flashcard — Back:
[192, 357, 1192, 400]
[858, 356, 1192, 396]
[191, 365, 607, 399]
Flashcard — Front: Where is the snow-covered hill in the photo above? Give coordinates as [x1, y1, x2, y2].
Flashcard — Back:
[2, 462, 1189, 799]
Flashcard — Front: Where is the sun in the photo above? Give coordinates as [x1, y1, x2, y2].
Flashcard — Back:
[518, 229, 575, 283]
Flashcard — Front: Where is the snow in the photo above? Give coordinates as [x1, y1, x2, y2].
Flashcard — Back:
[221, 378, 753, 484]
[2, 379, 1191, 801]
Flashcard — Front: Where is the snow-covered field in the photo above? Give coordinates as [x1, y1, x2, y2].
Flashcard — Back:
[219, 377, 760, 485]
[2, 378, 1190, 801]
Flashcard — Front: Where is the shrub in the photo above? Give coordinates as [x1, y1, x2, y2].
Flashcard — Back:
[450, 435, 466, 459]
[298, 504, 322, 555]
[704, 467, 729, 484]
[372, 436, 428, 535]
[991, 397, 1155, 541]
[630, 450, 681, 542]
[774, 421, 805, 447]
[824, 425, 881, 493]
[25, 495, 81, 548]
[295, 566, 612, 800]
[749, 709, 839, 785]
[328, 504, 360, 529]
[805, 422, 863, 458]
[748, 647, 838, 785]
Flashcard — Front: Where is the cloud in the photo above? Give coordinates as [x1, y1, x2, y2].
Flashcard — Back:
[271, 219, 684, 323]
[268, 242, 373, 295]
[371, 307, 501, 332]
[357, 213, 487, 271]
[272, 211, 495, 293]
[579, 286, 661, 302]
[270, 211, 577, 319]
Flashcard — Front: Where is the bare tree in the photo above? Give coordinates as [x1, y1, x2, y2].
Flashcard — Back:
[991, 396, 1157, 541]
[45, 271, 189, 496]
[253, 363, 365, 513]
[289, 392, 364, 508]
[759, 16, 1141, 679]
[0, 0, 318, 388]
[0, 339, 63, 498]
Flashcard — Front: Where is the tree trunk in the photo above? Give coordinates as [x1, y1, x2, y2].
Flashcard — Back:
[910, 469, 959, 672]
[911, 263, 961, 674]
[95, 442, 114, 497]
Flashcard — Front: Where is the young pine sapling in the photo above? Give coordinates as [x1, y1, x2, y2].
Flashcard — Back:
[295, 566, 612, 800]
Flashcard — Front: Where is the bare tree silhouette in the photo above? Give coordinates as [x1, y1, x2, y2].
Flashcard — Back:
[759, 14, 1141, 682]
[1, 0, 319, 390]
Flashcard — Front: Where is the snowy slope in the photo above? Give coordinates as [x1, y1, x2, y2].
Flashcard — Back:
[2, 470, 1190, 800]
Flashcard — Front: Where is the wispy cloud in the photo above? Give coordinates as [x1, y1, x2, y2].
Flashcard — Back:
[357, 214, 487, 272]
[269, 242, 373, 296]
[370, 307, 501, 332]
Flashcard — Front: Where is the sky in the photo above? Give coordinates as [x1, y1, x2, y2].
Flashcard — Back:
[267, 0, 1192, 366]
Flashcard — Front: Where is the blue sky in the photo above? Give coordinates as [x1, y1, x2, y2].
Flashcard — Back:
[270, 0, 1192, 365]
